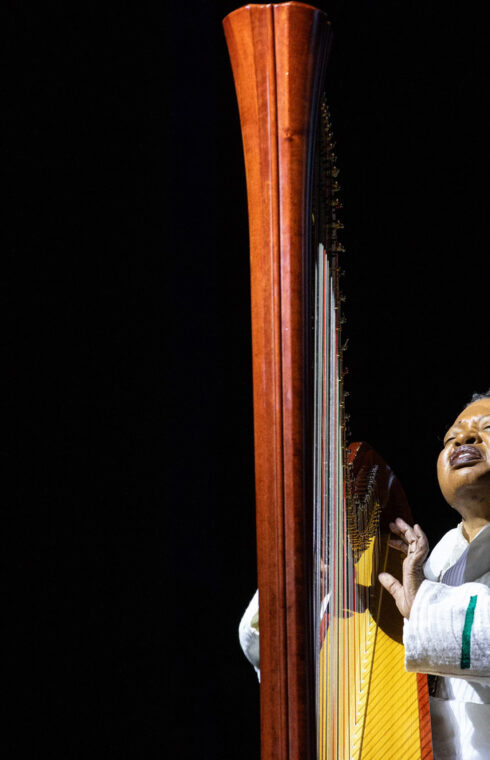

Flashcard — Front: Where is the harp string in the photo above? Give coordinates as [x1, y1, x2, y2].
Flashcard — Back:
[313, 99, 425, 760]
[313, 102, 378, 760]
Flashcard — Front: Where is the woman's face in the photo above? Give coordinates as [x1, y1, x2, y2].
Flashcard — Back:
[437, 398, 490, 513]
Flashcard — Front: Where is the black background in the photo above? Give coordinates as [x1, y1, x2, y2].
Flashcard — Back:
[2, 0, 488, 757]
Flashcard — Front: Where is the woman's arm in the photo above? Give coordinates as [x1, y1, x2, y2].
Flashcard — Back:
[403, 577, 490, 681]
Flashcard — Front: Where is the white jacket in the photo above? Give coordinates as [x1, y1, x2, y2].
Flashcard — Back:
[404, 523, 490, 759]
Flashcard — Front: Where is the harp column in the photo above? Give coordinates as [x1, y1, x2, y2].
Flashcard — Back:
[224, 5, 331, 760]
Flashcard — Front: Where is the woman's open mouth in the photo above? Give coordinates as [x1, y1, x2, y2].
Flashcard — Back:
[449, 445, 484, 469]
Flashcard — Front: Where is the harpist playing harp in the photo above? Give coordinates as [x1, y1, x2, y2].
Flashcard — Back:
[223, 3, 490, 760]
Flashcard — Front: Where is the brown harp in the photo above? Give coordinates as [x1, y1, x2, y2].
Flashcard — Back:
[223, 4, 433, 759]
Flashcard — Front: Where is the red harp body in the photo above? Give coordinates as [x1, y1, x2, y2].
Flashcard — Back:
[223, 4, 433, 759]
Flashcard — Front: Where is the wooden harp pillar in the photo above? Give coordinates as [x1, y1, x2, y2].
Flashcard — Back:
[224, 4, 331, 759]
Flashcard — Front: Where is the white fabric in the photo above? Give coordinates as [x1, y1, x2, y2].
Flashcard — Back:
[238, 590, 260, 681]
[404, 523, 490, 759]
[423, 524, 470, 581]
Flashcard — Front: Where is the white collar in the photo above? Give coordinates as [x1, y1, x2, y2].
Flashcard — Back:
[424, 522, 490, 582]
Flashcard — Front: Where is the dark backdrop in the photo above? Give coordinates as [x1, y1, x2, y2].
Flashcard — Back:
[2, 0, 488, 757]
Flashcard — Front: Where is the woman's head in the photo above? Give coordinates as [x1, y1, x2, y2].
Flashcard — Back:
[437, 392, 490, 518]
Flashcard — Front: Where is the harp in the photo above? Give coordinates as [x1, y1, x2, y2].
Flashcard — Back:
[223, 3, 433, 759]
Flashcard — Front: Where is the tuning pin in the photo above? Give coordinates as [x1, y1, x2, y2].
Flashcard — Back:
[331, 198, 343, 209]
[342, 338, 350, 352]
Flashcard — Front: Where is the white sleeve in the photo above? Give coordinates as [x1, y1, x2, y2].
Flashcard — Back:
[238, 590, 260, 681]
[403, 579, 490, 682]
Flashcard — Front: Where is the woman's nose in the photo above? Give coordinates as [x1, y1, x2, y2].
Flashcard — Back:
[455, 430, 482, 445]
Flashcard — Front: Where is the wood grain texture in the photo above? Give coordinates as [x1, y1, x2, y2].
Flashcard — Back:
[223, 5, 331, 759]
[417, 673, 434, 759]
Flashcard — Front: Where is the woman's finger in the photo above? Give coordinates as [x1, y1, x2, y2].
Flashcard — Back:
[412, 524, 429, 559]
[378, 572, 409, 617]
[389, 523, 407, 546]
[413, 523, 429, 545]
[388, 537, 409, 555]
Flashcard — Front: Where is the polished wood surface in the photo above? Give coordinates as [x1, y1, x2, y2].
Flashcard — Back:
[224, 5, 331, 758]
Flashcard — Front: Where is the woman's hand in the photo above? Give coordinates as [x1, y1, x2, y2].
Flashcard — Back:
[378, 517, 429, 619]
